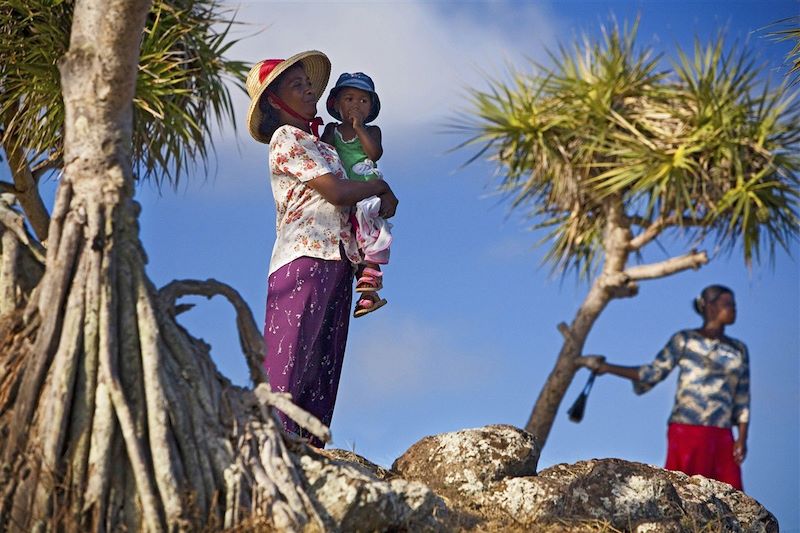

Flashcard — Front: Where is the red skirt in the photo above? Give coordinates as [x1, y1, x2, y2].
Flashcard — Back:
[665, 423, 743, 490]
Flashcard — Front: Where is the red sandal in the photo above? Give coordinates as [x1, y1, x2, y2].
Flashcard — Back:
[353, 293, 388, 318]
[356, 267, 383, 293]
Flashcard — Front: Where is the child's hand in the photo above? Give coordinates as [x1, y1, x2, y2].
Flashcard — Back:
[350, 110, 365, 130]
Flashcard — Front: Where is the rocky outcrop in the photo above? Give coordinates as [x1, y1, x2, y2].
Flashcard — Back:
[392, 424, 540, 503]
[296, 447, 449, 532]
[316, 448, 397, 481]
[311, 424, 778, 533]
[486, 459, 778, 532]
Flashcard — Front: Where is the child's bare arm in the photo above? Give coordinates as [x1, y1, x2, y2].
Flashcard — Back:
[321, 122, 336, 145]
[354, 123, 383, 162]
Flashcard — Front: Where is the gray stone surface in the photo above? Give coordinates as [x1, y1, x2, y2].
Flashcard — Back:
[298, 448, 449, 532]
[392, 424, 540, 502]
[299, 425, 777, 532]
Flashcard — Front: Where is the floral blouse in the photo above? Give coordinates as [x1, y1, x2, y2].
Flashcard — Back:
[635, 330, 751, 428]
[267, 125, 360, 274]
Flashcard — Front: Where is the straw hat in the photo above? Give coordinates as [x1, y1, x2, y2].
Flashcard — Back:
[246, 50, 331, 143]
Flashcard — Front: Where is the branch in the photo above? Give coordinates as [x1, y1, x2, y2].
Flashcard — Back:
[1, 106, 51, 241]
[599, 272, 639, 298]
[628, 216, 668, 251]
[0, 198, 46, 264]
[253, 384, 331, 444]
[624, 250, 709, 281]
[629, 215, 702, 227]
[31, 157, 63, 182]
[628, 215, 705, 251]
[0, 182, 15, 194]
[157, 279, 268, 386]
[557, 322, 575, 342]
[158, 280, 333, 444]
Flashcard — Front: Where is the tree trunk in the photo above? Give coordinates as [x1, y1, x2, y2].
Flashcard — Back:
[0, 1, 324, 530]
[525, 200, 636, 448]
[524, 281, 612, 445]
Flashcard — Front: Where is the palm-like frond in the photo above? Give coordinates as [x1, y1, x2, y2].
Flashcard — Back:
[452, 20, 665, 277]
[454, 21, 800, 277]
[134, 0, 247, 186]
[768, 16, 800, 85]
[0, 0, 246, 187]
[0, 0, 68, 173]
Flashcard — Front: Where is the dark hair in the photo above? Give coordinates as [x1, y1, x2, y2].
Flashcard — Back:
[256, 65, 302, 141]
[257, 92, 281, 142]
[692, 285, 734, 316]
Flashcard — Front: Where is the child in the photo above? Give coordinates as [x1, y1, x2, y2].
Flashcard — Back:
[322, 72, 392, 318]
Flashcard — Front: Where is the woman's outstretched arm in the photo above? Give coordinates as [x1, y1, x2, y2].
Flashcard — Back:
[599, 362, 641, 381]
[579, 333, 683, 394]
[578, 356, 640, 380]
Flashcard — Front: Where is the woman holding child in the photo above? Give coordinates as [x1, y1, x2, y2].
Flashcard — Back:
[245, 50, 396, 447]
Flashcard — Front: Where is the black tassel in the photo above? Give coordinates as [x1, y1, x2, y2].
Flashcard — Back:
[567, 372, 596, 423]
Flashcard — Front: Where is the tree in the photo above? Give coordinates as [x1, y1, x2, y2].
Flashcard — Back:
[0, 0, 246, 243]
[0, 0, 330, 530]
[455, 22, 800, 450]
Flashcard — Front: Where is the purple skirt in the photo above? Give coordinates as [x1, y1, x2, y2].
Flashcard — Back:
[263, 253, 353, 447]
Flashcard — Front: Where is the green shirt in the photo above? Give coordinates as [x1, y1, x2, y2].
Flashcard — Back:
[332, 127, 381, 182]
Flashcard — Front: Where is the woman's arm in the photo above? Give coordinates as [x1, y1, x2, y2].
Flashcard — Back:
[732, 344, 750, 464]
[305, 173, 397, 217]
[734, 422, 748, 464]
[597, 362, 641, 381]
[577, 356, 640, 380]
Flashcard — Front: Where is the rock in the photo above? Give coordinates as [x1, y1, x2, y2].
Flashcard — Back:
[297, 448, 449, 532]
[290, 426, 776, 532]
[387, 426, 776, 532]
[392, 424, 540, 503]
[487, 459, 778, 532]
[316, 448, 397, 481]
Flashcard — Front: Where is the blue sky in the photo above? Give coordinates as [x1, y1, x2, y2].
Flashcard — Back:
[8, 0, 798, 529]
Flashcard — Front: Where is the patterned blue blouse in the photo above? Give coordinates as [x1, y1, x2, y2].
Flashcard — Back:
[635, 329, 750, 428]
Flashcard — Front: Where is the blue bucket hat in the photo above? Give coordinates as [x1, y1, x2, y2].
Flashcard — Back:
[326, 72, 381, 123]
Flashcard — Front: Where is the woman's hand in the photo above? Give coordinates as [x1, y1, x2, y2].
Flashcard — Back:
[579, 358, 640, 381]
[733, 438, 747, 464]
[734, 422, 749, 464]
[378, 188, 398, 218]
[577, 355, 606, 374]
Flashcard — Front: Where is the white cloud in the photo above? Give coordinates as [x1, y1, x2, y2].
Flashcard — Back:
[185, 1, 561, 195]
[224, 1, 559, 129]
